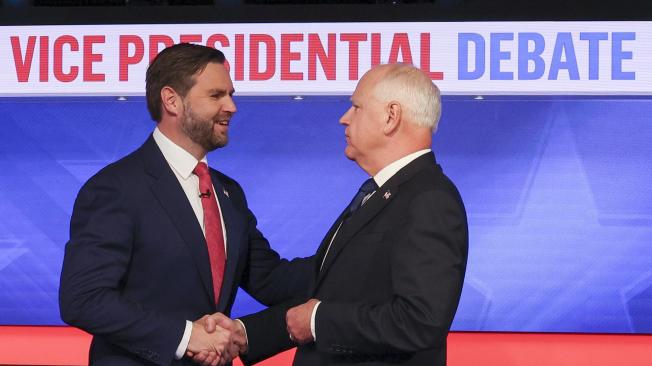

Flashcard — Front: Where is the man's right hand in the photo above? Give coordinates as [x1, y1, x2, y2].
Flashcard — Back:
[186, 319, 233, 366]
[203, 313, 248, 356]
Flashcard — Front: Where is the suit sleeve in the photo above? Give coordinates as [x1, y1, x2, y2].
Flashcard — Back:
[230, 181, 316, 306]
[314, 189, 468, 355]
[237, 299, 303, 365]
[241, 219, 316, 305]
[59, 173, 184, 366]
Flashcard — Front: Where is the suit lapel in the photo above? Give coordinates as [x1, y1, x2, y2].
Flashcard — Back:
[314, 152, 438, 290]
[210, 171, 244, 312]
[315, 184, 397, 288]
[314, 208, 348, 277]
[141, 136, 215, 303]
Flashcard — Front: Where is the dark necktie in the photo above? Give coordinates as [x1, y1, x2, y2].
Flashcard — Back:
[320, 178, 379, 270]
[193, 162, 226, 305]
[344, 178, 378, 219]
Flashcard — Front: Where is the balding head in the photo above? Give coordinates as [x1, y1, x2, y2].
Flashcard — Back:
[368, 63, 442, 132]
[339, 63, 443, 176]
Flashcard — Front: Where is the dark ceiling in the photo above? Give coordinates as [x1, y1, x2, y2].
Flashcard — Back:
[0, 0, 651, 24]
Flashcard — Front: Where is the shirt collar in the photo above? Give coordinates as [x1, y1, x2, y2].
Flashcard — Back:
[152, 127, 207, 180]
[373, 149, 431, 188]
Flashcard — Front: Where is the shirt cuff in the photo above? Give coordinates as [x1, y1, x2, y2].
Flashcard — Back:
[235, 318, 249, 353]
[310, 301, 322, 341]
[175, 320, 193, 360]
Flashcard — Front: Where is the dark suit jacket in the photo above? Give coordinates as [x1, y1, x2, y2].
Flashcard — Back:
[241, 152, 468, 366]
[59, 136, 312, 366]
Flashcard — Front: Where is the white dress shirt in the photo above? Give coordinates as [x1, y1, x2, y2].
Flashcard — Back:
[152, 128, 228, 359]
[310, 148, 432, 340]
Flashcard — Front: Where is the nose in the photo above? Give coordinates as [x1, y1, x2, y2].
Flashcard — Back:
[339, 107, 352, 126]
[225, 95, 237, 114]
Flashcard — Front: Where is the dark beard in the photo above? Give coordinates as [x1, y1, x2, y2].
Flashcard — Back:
[180, 101, 228, 152]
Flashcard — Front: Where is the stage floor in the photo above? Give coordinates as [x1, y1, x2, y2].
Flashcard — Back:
[1, 326, 651, 366]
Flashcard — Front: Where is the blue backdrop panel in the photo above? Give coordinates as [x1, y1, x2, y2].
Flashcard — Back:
[0, 96, 650, 333]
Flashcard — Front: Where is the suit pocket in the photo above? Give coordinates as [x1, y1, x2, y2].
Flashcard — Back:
[352, 231, 384, 245]
[343, 232, 385, 255]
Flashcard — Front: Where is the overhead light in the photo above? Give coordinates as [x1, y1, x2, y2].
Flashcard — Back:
[293, 96, 304, 101]
[117, 96, 127, 101]
[474, 95, 484, 100]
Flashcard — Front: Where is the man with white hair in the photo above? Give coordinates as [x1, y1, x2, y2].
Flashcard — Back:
[200, 63, 468, 366]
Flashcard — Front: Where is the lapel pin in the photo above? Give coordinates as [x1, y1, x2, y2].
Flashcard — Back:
[223, 188, 229, 198]
[383, 190, 391, 200]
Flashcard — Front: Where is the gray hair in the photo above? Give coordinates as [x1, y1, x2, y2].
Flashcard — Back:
[372, 63, 442, 132]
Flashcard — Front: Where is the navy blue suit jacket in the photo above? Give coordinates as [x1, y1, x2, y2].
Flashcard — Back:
[241, 152, 468, 366]
[60, 136, 312, 365]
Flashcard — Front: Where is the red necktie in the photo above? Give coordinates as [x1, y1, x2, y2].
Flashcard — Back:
[193, 162, 226, 305]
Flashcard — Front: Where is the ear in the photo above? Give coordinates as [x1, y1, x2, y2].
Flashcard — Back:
[160, 86, 182, 119]
[383, 101, 402, 135]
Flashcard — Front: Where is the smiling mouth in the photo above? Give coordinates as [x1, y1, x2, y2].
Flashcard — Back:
[216, 120, 230, 126]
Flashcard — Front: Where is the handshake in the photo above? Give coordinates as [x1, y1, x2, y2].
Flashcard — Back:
[186, 313, 247, 366]
[184, 299, 320, 366]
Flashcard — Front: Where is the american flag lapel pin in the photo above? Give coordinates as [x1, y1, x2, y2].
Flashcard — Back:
[383, 190, 391, 200]
[223, 188, 229, 197]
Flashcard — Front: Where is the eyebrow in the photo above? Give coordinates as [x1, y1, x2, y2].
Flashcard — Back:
[208, 88, 236, 96]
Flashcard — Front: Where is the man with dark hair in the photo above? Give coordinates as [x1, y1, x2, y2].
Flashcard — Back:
[145, 43, 226, 123]
[59, 43, 311, 366]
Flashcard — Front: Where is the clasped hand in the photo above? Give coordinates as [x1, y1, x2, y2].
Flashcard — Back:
[286, 299, 319, 345]
[186, 298, 319, 366]
[186, 313, 247, 366]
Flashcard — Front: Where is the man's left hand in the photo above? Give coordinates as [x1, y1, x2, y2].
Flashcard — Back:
[286, 299, 319, 345]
